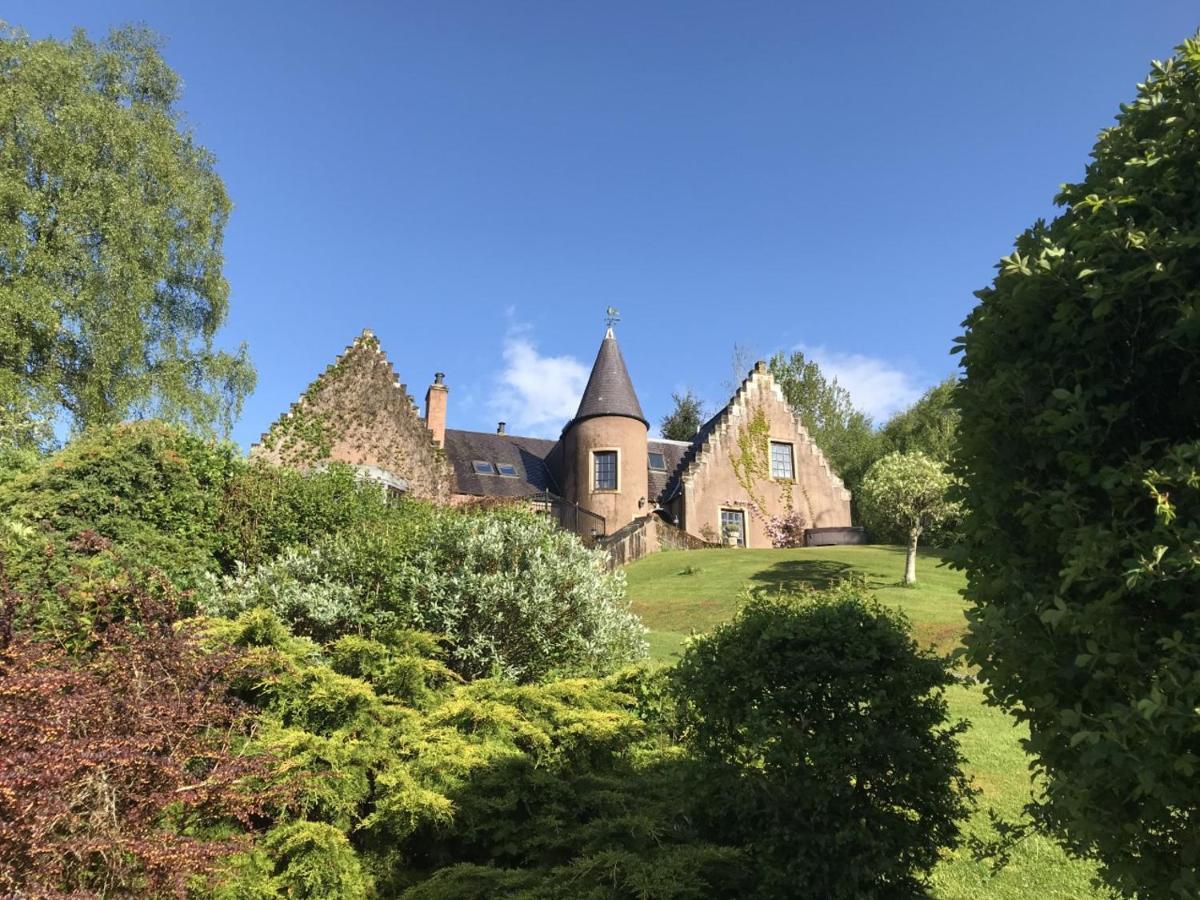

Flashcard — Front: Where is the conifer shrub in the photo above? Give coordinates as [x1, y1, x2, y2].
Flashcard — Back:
[198, 611, 741, 899]
[954, 32, 1200, 896]
[672, 581, 974, 898]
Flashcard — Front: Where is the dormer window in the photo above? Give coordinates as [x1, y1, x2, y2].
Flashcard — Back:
[648, 451, 667, 472]
[496, 463, 518, 477]
[472, 460, 496, 475]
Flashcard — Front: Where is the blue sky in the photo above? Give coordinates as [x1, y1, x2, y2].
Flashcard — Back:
[8, 2, 1199, 445]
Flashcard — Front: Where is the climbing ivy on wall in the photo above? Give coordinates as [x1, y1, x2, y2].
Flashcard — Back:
[730, 404, 793, 510]
[258, 339, 378, 468]
[260, 383, 336, 466]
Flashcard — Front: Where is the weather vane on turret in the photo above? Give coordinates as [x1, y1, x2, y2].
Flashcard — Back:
[605, 306, 621, 328]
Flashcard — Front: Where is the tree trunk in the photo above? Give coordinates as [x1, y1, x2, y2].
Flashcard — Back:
[904, 529, 920, 585]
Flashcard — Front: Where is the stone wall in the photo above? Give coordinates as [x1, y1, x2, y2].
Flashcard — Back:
[251, 331, 453, 502]
[676, 363, 852, 547]
[597, 515, 657, 570]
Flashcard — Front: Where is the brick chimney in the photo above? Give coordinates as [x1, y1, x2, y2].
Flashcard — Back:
[425, 372, 447, 447]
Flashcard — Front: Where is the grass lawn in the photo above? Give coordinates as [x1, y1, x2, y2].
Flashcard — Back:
[624, 545, 1108, 900]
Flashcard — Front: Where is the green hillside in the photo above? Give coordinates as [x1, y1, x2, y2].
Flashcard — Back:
[623, 546, 1108, 900]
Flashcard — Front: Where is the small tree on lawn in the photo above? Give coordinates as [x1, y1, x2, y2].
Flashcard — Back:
[857, 452, 954, 585]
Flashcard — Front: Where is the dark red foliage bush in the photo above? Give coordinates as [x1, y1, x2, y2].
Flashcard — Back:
[0, 572, 274, 898]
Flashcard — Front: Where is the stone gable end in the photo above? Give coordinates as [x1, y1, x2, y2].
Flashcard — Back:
[678, 363, 851, 547]
[250, 332, 452, 502]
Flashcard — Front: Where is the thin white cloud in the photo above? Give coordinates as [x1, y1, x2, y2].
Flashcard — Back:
[491, 328, 588, 437]
[799, 345, 923, 422]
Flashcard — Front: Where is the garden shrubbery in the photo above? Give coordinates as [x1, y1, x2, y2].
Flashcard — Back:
[673, 580, 974, 898]
[955, 32, 1200, 896]
[0, 421, 239, 596]
[0, 421, 975, 897]
[0, 576, 279, 898]
[2, 423, 643, 681]
[203, 503, 646, 682]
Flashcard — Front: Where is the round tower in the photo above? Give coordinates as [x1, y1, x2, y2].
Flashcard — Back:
[562, 327, 649, 532]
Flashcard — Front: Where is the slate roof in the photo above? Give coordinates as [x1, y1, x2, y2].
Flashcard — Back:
[656, 406, 727, 504]
[569, 328, 647, 428]
[444, 429, 693, 504]
[443, 429, 560, 498]
[648, 438, 690, 503]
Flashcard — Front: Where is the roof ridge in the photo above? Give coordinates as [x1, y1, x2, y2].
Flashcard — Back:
[444, 427, 557, 444]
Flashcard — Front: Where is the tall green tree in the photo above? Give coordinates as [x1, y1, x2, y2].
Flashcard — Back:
[767, 350, 880, 490]
[659, 389, 705, 441]
[879, 377, 959, 463]
[955, 33, 1200, 896]
[0, 25, 253, 441]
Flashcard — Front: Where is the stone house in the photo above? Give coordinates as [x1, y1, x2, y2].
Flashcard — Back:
[252, 327, 855, 549]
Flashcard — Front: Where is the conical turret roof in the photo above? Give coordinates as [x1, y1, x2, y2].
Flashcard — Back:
[568, 327, 647, 429]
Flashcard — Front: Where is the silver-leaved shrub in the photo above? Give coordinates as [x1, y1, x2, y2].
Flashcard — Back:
[203, 504, 646, 682]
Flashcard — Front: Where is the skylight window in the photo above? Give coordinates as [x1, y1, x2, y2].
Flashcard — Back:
[496, 463, 518, 477]
[472, 460, 496, 475]
[648, 452, 668, 472]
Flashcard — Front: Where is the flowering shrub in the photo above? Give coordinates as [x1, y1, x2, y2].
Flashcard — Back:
[722, 500, 808, 548]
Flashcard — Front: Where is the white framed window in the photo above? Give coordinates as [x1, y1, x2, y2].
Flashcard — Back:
[648, 451, 668, 472]
[719, 508, 746, 547]
[770, 441, 795, 480]
[496, 463, 519, 477]
[593, 449, 619, 491]
[472, 460, 496, 475]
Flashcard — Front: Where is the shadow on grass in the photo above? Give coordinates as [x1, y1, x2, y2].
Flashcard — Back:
[747, 559, 858, 592]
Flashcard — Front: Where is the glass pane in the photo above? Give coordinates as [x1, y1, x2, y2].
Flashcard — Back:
[720, 509, 746, 547]
[648, 451, 667, 471]
[496, 464, 518, 477]
[770, 442, 794, 479]
[594, 451, 618, 490]
[472, 460, 496, 475]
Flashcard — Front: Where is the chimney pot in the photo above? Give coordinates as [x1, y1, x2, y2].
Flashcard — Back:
[497, 421, 506, 434]
[433, 372, 445, 385]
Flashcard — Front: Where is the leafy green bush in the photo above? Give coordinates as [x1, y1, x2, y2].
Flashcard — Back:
[203, 505, 647, 682]
[214, 462, 398, 573]
[672, 581, 974, 898]
[202, 549, 365, 644]
[0, 421, 239, 598]
[954, 32, 1200, 897]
